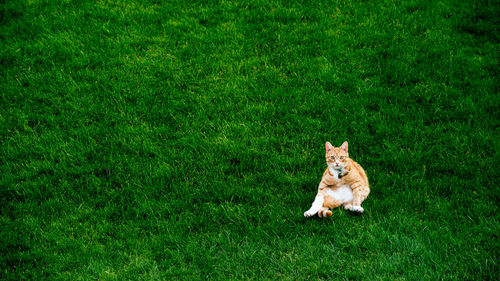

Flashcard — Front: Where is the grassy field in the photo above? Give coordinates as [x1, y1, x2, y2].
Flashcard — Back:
[1, 0, 499, 279]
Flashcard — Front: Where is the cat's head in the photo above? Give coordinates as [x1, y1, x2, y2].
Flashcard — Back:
[325, 141, 349, 171]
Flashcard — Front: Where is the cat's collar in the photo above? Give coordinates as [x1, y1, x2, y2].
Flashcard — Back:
[338, 169, 349, 179]
[329, 166, 349, 179]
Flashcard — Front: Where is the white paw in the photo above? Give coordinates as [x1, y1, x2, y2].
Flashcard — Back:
[349, 206, 364, 213]
[304, 210, 314, 218]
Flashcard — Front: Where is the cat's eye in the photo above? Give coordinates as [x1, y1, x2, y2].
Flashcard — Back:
[339, 156, 345, 160]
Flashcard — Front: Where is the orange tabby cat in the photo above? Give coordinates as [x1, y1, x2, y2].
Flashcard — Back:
[304, 141, 370, 218]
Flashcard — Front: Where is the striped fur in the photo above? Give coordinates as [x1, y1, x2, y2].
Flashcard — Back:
[304, 141, 370, 218]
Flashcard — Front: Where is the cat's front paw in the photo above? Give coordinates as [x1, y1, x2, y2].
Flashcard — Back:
[343, 204, 353, 210]
[349, 206, 364, 213]
[304, 210, 315, 218]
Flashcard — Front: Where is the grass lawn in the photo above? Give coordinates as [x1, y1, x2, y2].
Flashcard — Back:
[1, 0, 499, 279]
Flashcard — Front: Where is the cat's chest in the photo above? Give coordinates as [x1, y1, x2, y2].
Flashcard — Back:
[328, 167, 340, 180]
[323, 174, 341, 187]
[325, 185, 353, 203]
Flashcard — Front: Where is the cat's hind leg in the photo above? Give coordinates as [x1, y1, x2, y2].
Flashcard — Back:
[343, 200, 364, 213]
[304, 195, 324, 218]
[347, 185, 370, 213]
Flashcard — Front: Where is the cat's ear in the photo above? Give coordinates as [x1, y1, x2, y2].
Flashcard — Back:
[341, 141, 348, 153]
[325, 141, 333, 152]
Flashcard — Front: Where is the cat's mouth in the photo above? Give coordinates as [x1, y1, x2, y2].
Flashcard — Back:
[329, 163, 342, 170]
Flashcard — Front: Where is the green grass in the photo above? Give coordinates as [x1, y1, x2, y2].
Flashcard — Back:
[1, 0, 499, 279]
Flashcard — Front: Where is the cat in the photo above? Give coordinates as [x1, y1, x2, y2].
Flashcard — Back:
[304, 141, 370, 218]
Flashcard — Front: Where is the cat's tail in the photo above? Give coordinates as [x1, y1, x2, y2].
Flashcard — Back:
[318, 208, 333, 218]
